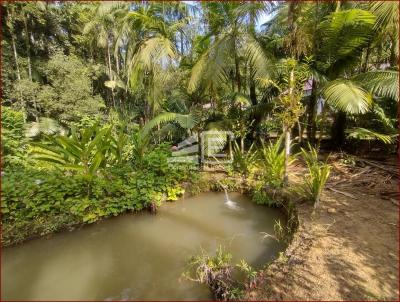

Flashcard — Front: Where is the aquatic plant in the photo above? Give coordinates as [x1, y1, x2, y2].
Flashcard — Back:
[183, 246, 239, 301]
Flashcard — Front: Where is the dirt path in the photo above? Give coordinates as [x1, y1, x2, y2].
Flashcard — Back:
[251, 156, 399, 301]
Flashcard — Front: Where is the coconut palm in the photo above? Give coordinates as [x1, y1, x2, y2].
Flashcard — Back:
[116, 4, 190, 122]
[188, 2, 274, 95]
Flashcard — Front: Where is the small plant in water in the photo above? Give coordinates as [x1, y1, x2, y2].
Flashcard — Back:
[236, 260, 258, 290]
[182, 246, 239, 301]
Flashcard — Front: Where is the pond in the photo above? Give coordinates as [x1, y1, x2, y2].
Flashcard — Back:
[1, 192, 287, 301]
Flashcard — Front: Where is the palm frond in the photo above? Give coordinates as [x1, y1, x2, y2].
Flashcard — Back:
[346, 127, 397, 144]
[318, 9, 375, 71]
[323, 79, 372, 114]
[353, 70, 399, 101]
[370, 1, 399, 30]
[141, 112, 199, 137]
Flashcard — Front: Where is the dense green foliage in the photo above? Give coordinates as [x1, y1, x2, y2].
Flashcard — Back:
[2, 144, 193, 245]
[1, 107, 27, 166]
[1, 1, 398, 247]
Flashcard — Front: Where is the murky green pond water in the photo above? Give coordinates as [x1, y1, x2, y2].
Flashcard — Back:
[1, 192, 286, 301]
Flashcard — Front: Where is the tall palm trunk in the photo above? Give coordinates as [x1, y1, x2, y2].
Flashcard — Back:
[114, 47, 120, 76]
[284, 68, 295, 185]
[307, 78, 317, 143]
[233, 31, 241, 92]
[7, 6, 21, 81]
[283, 128, 291, 184]
[11, 32, 24, 117]
[23, 16, 40, 121]
[23, 17, 32, 81]
[389, 34, 398, 68]
[249, 11, 257, 105]
[106, 41, 116, 108]
[107, 41, 113, 79]
[249, 65, 256, 105]
[8, 8, 24, 110]
[11, 34, 21, 81]
[331, 111, 346, 149]
[234, 55, 241, 92]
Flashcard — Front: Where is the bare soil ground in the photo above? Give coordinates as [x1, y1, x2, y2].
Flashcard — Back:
[249, 154, 399, 301]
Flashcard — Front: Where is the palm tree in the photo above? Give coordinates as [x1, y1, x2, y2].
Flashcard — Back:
[83, 2, 127, 108]
[116, 4, 188, 122]
[188, 2, 273, 95]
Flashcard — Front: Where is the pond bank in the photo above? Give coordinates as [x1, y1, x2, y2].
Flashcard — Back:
[2, 192, 286, 300]
[246, 156, 399, 300]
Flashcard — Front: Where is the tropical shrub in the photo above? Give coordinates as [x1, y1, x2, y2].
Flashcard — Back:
[231, 141, 258, 177]
[1, 144, 195, 245]
[258, 136, 288, 188]
[299, 145, 331, 208]
[31, 123, 114, 177]
[251, 189, 280, 207]
[1, 106, 27, 166]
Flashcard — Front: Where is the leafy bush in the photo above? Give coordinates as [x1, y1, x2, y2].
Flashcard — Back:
[251, 189, 280, 207]
[299, 145, 331, 208]
[1, 144, 195, 245]
[231, 141, 258, 177]
[31, 122, 133, 176]
[258, 136, 288, 188]
[1, 106, 27, 166]
[32, 123, 114, 177]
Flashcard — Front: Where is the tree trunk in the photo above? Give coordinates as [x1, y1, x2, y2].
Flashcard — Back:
[180, 31, 184, 55]
[107, 41, 113, 79]
[233, 33, 241, 93]
[284, 68, 295, 185]
[249, 11, 257, 105]
[397, 91, 400, 157]
[106, 43, 116, 108]
[389, 34, 398, 68]
[335, 1, 341, 12]
[23, 17, 32, 81]
[249, 65, 257, 106]
[10, 29, 24, 107]
[331, 111, 346, 149]
[362, 46, 371, 72]
[240, 136, 245, 153]
[11, 35, 21, 81]
[198, 132, 203, 170]
[297, 121, 302, 144]
[115, 47, 120, 76]
[307, 79, 317, 143]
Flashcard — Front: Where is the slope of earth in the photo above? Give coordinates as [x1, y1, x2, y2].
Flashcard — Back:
[249, 154, 399, 301]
